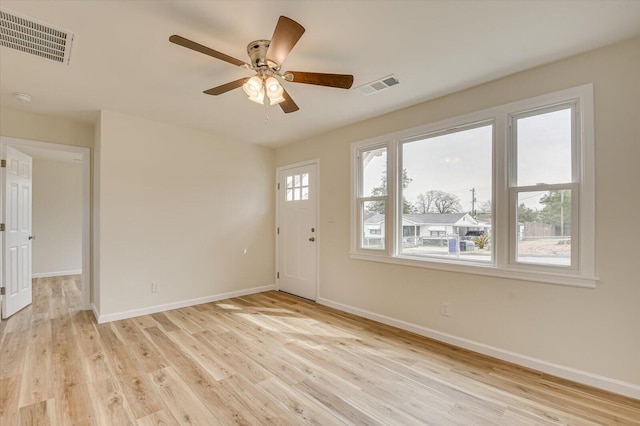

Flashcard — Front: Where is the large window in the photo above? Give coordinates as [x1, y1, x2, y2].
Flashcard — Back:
[351, 85, 596, 287]
[400, 123, 493, 262]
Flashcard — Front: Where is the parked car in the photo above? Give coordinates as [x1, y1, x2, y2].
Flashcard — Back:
[465, 230, 485, 237]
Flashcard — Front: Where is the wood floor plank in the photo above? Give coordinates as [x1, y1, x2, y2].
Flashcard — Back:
[0, 331, 29, 379]
[199, 331, 274, 384]
[136, 409, 180, 426]
[18, 321, 53, 407]
[18, 399, 56, 426]
[2, 280, 639, 425]
[111, 319, 168, 373]
[161, 309, 205, 334]
[148, 367, 225, 425]
[116, 373, 165, 420]
[71, 313, 116, 384]
[257, 377, 347, 425]
[0, 376, 21, 425]
[49, 315, 93, 424]
[86, 377, 136, 426]
[149, 312, 180, 333]
[166, 329, 235, 381]
[295, 377, 383, 425]
[218, 373, 300, 424]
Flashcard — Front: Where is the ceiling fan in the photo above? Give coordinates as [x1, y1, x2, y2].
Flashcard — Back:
[169, 16, 354, 113]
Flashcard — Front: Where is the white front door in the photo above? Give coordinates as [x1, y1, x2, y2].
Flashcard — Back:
[277, 162, 318, 300]
[1, 146, 33, 318]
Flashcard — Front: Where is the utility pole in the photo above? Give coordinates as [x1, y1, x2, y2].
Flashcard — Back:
[470, 187, 477, 218]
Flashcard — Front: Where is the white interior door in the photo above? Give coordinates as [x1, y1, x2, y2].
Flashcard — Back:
[1, 146, 33, 318]
[277, 163, 318, 300]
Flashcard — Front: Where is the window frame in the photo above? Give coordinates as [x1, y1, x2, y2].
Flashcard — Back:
[350, 84, 596, 288]
[354, 143, 394, 255]
[508, 102, 580, 273]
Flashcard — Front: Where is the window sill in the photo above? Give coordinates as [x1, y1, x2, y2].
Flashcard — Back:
[350, 252, 597, 288]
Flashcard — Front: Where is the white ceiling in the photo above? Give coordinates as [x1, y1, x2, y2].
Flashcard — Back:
[1, 1, 640, 148]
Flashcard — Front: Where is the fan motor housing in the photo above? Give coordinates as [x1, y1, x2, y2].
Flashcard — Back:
[247, 39, 278, 70]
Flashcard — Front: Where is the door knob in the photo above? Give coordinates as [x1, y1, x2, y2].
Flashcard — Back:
[308, 237, 315, 242]
[28, 235, 36, 240]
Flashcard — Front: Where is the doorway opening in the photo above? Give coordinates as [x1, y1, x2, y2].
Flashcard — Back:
[0, 136, 90, 318]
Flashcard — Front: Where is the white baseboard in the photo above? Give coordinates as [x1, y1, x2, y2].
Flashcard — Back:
[33, 270, 82, 279]
[95, 284, 275, 324]
[317, 297, 640, 400]
[90, 303, 100, 322]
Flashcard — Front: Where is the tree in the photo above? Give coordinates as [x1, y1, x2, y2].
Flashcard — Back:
[479, 200, 492, 214]
[539, 190, 571, 235]
[366, 168, 413, 215]
[414, 192, 435, 214]
[413, 190, 462, 214]
[517, 203, 538, 223]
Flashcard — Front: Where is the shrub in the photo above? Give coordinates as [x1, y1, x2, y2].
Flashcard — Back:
[473, 234, 490, 249]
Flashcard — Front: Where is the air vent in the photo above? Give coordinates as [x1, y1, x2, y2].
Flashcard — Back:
[356, 74, 400, 95]
[0, 8, 74, 64]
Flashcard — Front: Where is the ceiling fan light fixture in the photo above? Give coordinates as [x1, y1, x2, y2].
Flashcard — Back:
[242, 76, 262, 97]
[265, 77, 285, 104]
[268, 93, 285, 105]
[265, 77, 280, 93]
[248, 87, 265, 104]
[242, 76, 265, 104]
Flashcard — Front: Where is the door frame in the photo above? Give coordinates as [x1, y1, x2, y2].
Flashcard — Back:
[0, 136, 91, 311]
[275, 159, 320, 301]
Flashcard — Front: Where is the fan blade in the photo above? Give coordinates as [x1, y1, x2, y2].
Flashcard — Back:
[169, 35, 248, 67]
[286, 71, 354, 89]
[265, 16, 305, 67]
[203, 78, 250, 96]
[279, 87, 299, 114]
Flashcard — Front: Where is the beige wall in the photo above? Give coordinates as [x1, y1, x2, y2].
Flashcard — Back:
[32, 159, 83, 275]
[275, 37, 640, 386]
[0, 108, 94, 148]
[96, 110, 275, 316]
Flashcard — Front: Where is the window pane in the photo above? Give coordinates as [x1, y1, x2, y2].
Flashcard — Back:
[517, 108, 572, 186]
[286, 189, 293, 201]
[362, 201, 385, 250]
[516, 190, 571, 266]
[301, 187, 309, 200]
[286, 176, 293, 188]
[361, 147, 387, 197]
[301, 173, 309, 186]
[401, 124, 493, 262]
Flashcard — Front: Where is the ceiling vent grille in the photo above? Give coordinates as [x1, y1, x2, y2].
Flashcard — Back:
[356, 74, 400, 95]
[0, 8, 74, 64]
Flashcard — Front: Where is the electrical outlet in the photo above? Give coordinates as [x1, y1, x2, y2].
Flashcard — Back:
[151, 281, 160, 293]
[441, 302, 451, 316]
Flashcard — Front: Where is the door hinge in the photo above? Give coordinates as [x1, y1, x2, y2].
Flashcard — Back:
[0, 287, 5, 296]
[277, 272, 279, 279]
[0, 159, 5, 168]
[0, 223, 4, 232]
[277, 182, 280, 190]
[277, 227, 279, 235]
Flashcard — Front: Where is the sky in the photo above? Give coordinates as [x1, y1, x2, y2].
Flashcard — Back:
[362, 107, 572, 213]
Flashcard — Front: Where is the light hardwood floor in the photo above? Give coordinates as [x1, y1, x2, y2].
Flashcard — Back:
[1, 276, 639, 425]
